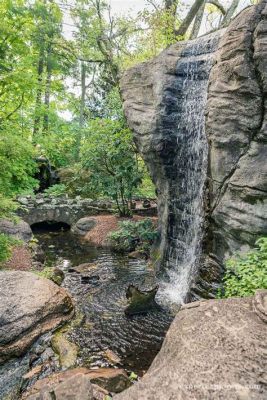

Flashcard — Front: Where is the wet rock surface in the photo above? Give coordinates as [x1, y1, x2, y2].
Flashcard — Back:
[51, 333, 78, 369]
[115, 290, 267, 400]
[125, 285, 160, 316]
[0, 271, 74, 364]
[121, 29, 224, 300]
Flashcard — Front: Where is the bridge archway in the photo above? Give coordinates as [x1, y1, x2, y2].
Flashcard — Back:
[31, 221, 71, 233]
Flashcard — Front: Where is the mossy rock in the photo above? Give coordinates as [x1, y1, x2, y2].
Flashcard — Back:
[125, 285, 160, 316]
[51, 333, 78, 369]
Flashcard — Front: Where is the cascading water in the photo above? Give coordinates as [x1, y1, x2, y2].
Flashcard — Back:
[157, 31, 224, 305]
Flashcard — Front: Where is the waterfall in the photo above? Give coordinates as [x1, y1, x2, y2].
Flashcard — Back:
[157, 31, 223, 305]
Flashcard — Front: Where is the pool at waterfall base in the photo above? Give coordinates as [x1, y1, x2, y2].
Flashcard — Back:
[34, 228, 173, 375]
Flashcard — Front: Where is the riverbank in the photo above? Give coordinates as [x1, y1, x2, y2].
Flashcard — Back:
[83, 214, 157, 247]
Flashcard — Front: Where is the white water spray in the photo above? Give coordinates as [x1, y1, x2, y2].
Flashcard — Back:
[157, 32, 223, 305]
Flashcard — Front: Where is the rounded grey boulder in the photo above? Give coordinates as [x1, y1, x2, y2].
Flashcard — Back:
[71, 217, 96, 236]
[0, 219, 32, 242]
[0, 271, 74, 363]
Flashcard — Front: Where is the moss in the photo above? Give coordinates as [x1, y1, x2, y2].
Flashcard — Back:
[51, 332, 78, 369]
[33, 266, 64, 286]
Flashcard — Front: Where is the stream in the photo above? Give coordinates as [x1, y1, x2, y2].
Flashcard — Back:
[34, 227, 173, 375]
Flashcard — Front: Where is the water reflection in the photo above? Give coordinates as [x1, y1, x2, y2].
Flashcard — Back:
[35, 230, 173, 374]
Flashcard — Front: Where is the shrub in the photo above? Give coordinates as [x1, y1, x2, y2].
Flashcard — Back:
[0, 233, 20, 264]
[43, 184, 67, 197]
[219, 237, 267, 298]
[0, 194, 18, 220]
[108, 218, 158, 255]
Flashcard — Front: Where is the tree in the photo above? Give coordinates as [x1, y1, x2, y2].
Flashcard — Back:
[175, 0, 206, 37]
[80, 118, 143, 216]
[31, 0, 69, 136]
[176, 0, 241, 39]
[0, 1, 38, 206]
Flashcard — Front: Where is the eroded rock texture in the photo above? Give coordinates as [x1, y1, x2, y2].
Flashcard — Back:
[0, 271, 74, 363]
[24, 368, 131, 399]
[206, 1, 267, 262]
[121, 30, 223, 301]
[115, 290, 267, 400]
[121, 1, 267, 299]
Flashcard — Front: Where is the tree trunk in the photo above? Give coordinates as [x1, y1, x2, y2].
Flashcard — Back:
[74, 61, 86, 161]
[33, 46, 45, 136]
[190, 1, 206, 39]
[175, 0, 206, 37]
[208, 0, 226, 16]
[79, 61, 86, 128]
[221, 0, 240, 27]
[43, 44, 52, 133]
[164, 0, 179, 38]
[164, 0, 179, 15]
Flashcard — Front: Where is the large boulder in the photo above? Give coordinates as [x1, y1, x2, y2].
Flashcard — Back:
[115, 290, 267, 400]
[120, 25, 224, 300]
[0, 219, 32, 242]
[0, 271, 74, 363]
[206, 0, 267, 261]
[120, 1, 267, 299]
[71, 217, 96, 235]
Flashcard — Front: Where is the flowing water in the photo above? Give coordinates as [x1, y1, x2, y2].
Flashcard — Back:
[34, 228, 173, 375]
[158, 31, 223, 305]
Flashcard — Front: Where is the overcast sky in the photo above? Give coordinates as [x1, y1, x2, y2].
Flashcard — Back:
[110, 0, 147, 14]
[109, 0, 251, 16]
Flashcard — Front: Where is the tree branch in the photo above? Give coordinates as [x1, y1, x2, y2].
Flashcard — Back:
[0, 93, 25, 123]
[208, 0, 226, 15]
[175, 0, 206, 37]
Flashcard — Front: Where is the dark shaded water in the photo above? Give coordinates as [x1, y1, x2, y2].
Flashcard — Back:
[34, 230, 173, 375]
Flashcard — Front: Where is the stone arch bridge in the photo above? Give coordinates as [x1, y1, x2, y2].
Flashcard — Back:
[17, 195, 114, 227]
[17, 195, 157, 228]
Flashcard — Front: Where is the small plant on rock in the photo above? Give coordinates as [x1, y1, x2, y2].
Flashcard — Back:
[43, 184, 67, 197]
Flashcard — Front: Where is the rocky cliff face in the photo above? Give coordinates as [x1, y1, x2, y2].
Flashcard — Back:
[206, 1, 267, 262]
[120, 1, 267, 301]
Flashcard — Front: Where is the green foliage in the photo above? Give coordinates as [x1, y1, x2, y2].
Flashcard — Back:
[0, 129, 37, 197]
[121, 5, 182, 68]
[134, 165, 156, 199]
[0, 233, 20, 264]
[33, 266, 64, 286]
[219, 237, 267, 298]
[129, 372, 138, 382]
[43, 184, 67, 197]
[108, 218, 158, 255]
[35, 120, 80, 168]
[0, 195, 18, 220]
[57, 164, 94, 198]
[80, 118, 143, 215]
